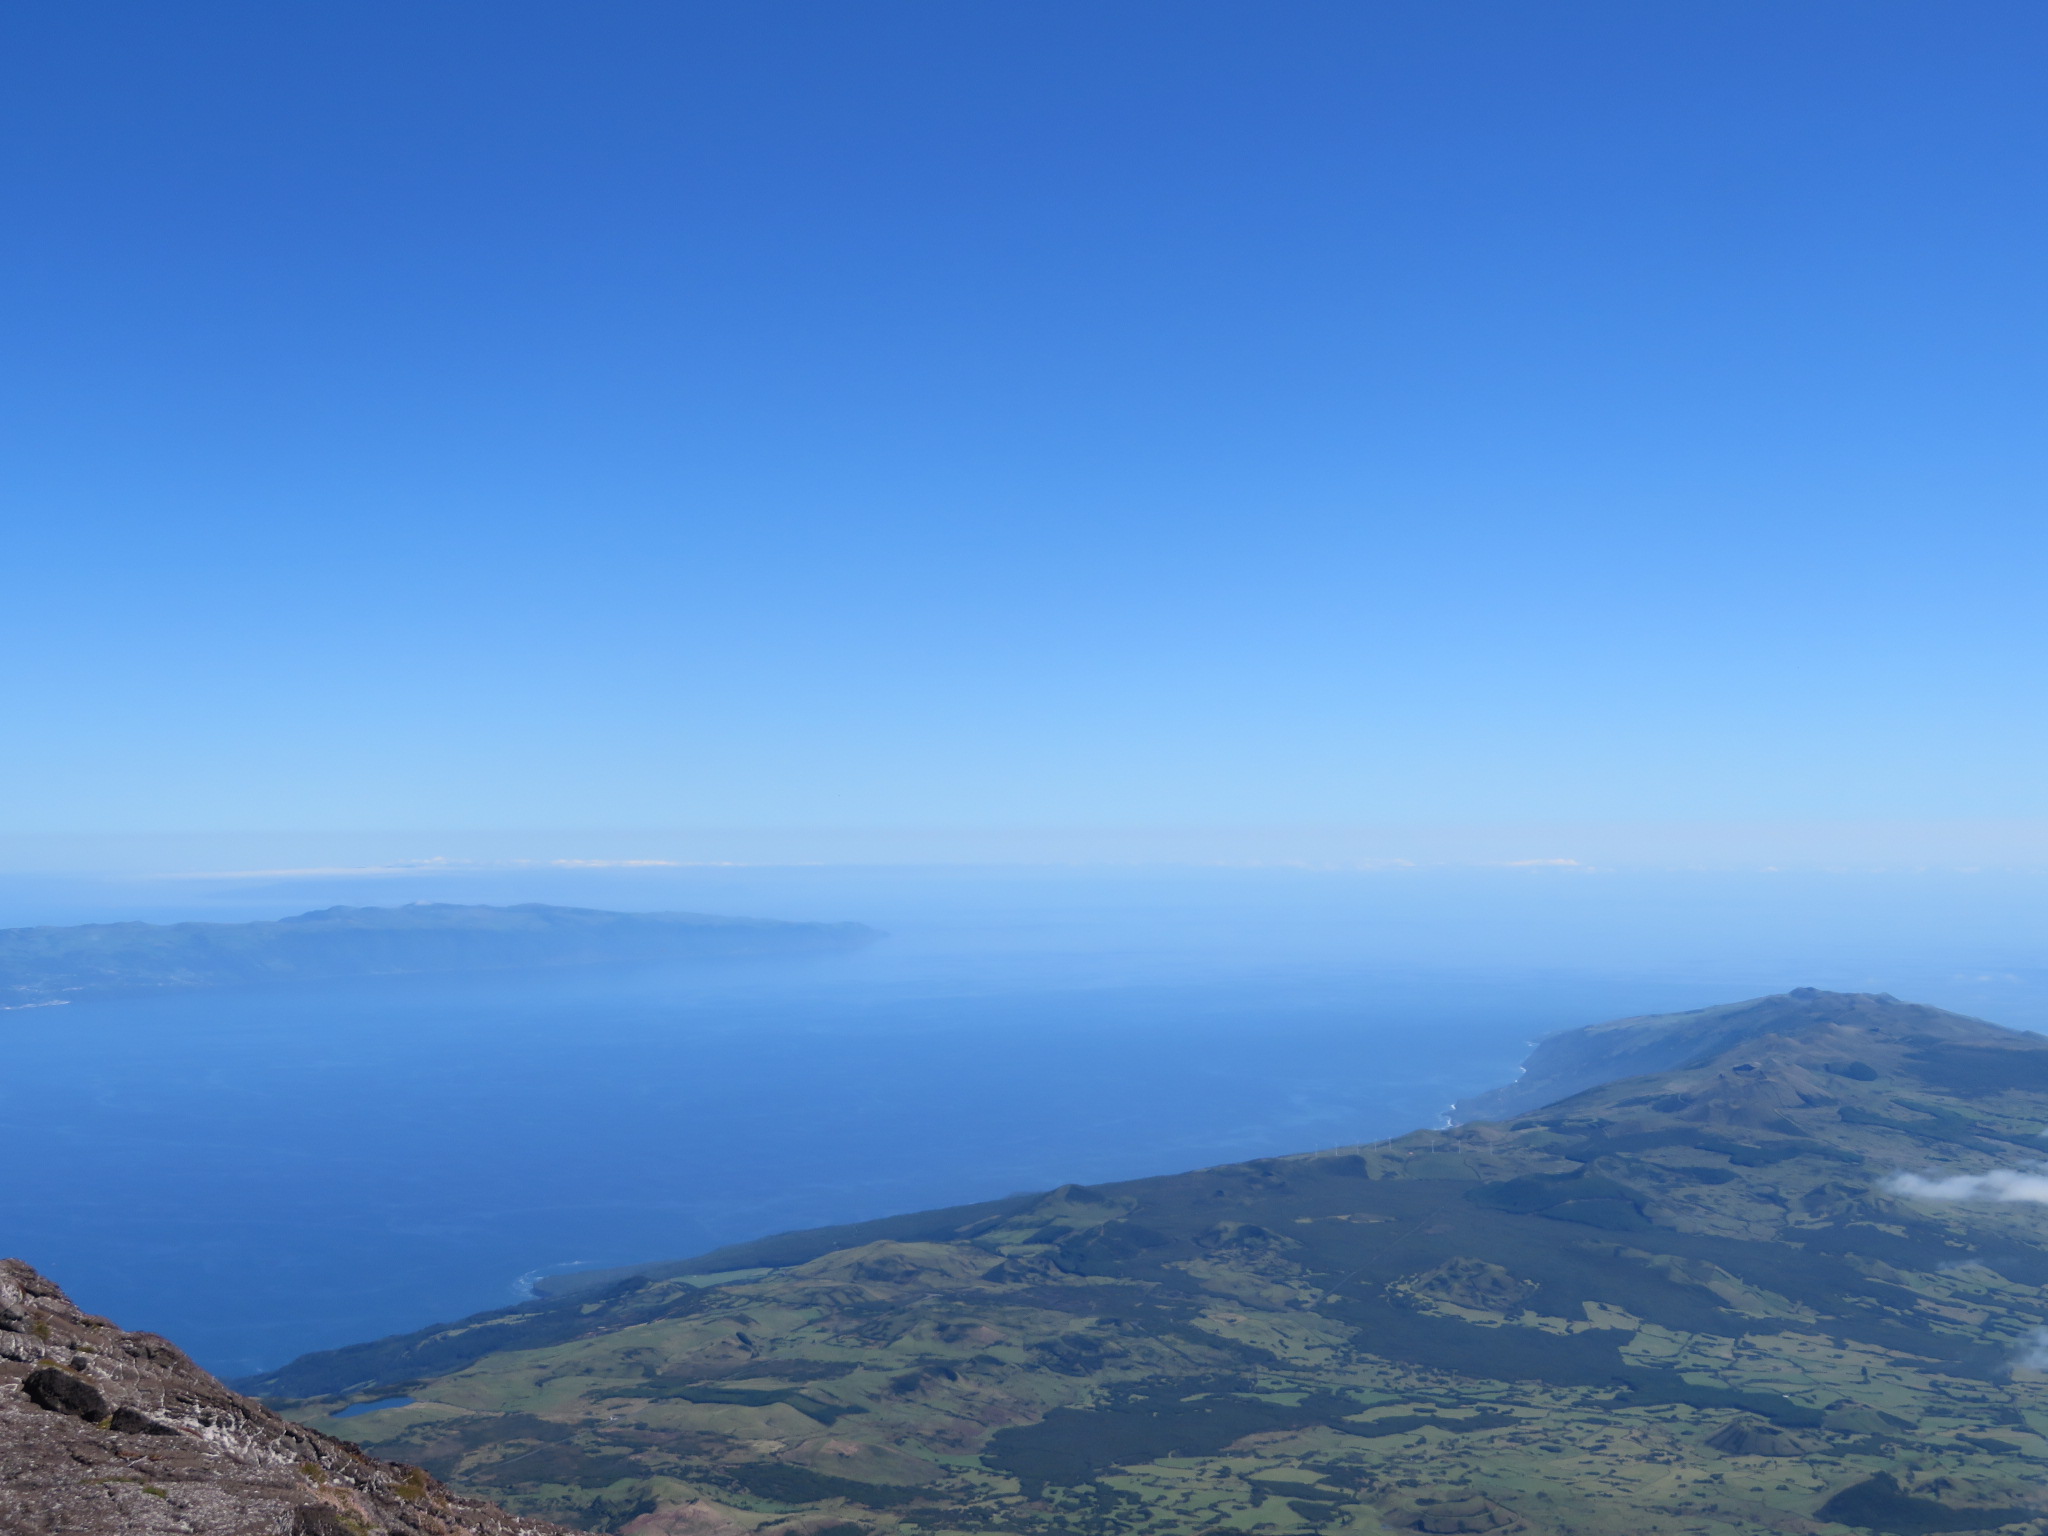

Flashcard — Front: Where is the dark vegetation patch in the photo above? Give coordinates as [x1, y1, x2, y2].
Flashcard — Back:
[667, 1359, 857, 1382]
[1347, 1412, 1522, 1438]
[1054, 1221, 1177, 1273]
[1622, 1228, 2005, 1371]
[485, 1443, 646, 1488]
[1321, 1298, 1632, 1386]
[1540, 1199, 1649, 1231]
[588, 1494, 661, 1533]
[372, 1411, 573, 1477]
[1248, 1478, 1351, 1501]
[981, 1283, 1280, 1367]
[1640, 1163, 1737, 1186]
[1837, 1098, 2041, 1156]
[426, 1411, 572, 1448]
[1465, 1172, 1643, 1217]
[1027, 1338, 1126, 1376]
[1292, 1202, 1745, 1339]
[512, 1489, 662, 1535]
[1610, 1375, 1819, 1426]
[1329, 1295, 1820, 1422]
[889, 1364, 958, 1393]
[1289, 1497, 1353, 1520]
[993, 1285, 1166, 1320]
[1653, 1229, 1915, 1319]
[603, 1383, 864, 1423]
[1815, 1473, 2031, 1534]
[983, 1385, 1358, 1489]
[1905, 1044, 2048, 1099]
[1307, 1154, 1372, 1178]
[1954, 1434, 2025, 1454]
[723, 1462, 918, 1507]
[1829, 1061, 1881, 1080]
[1836, 1101, 2010, 1152]
[1558, 1130, 1861, 1168]
[1795, 1221, 1975, 1275]
[240, 1278, 717, 1399]
[1791, 1220, 2048, 1298]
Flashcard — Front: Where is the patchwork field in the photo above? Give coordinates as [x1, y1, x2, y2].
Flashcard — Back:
[255, 992, 2048, 1536]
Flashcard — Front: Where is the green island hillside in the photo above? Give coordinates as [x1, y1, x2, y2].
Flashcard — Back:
[250, 990, 2048, 1536]
[0, 902, 877, 1004]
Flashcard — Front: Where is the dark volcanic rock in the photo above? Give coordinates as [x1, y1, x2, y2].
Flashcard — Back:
[107, 1404, 179, 1435]
[294, 1505, 364, 1536]
[0, 1258, 571, 1536]
[23, 1365, 109, 1421]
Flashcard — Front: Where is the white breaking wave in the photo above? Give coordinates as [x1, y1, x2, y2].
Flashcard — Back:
[511, 1260, 606, 1300]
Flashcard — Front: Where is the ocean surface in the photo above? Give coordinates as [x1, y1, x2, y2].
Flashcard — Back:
[7, 860, 2048, 1378]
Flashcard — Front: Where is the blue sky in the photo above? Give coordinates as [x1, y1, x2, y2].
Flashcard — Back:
[5, 2, 2045, 839]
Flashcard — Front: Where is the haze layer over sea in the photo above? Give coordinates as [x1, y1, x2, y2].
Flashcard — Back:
[5, 853, 2048, 1377]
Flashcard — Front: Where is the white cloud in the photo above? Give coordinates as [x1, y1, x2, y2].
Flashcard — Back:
[1887, 1174, 2048, 1374]
[2015, 1327, 2048, 1372]
[548, 859, 687, 868]
[1887, 1168, 2048, 1204]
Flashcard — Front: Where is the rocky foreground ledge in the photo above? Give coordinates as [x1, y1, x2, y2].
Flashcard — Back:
[0, 1258, 569, 1536]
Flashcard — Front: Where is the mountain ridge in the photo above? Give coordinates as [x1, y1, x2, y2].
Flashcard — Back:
[1445, 986, 1963, 1124]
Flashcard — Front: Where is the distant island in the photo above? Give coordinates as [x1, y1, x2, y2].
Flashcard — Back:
[0, 902, 879, 1005]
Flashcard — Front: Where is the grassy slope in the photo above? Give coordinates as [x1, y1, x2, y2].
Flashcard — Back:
[261, 991, 2048, 1536]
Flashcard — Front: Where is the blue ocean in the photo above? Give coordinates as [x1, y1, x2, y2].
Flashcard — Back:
[6, 861, 2047, 1377]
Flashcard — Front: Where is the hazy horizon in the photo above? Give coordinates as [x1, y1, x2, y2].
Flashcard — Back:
[9, 0, 2048, 1405]
[12, 817, 2048, 872]
[14, 851, 2048, 1375]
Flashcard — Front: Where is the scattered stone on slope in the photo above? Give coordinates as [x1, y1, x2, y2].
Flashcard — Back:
[0, 1257, 572, 1536]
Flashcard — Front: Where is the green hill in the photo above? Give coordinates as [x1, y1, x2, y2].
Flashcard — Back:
[251, 991, 2048, 1536]
[1445, 987, 1958, 1125]
[0, 902, 877, 1003]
